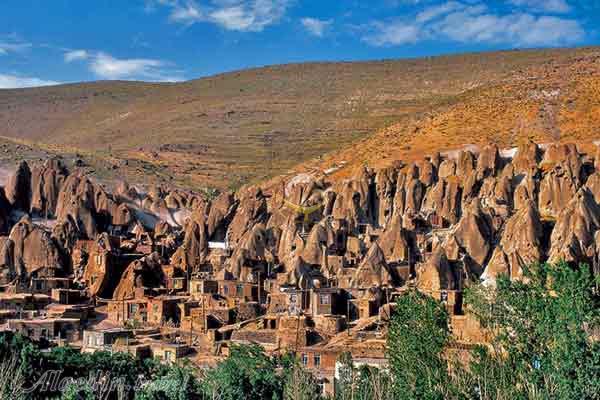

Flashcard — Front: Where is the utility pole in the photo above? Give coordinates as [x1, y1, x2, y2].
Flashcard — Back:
[190, 307, 194, 346]
[203, 296, 207, 334]
[257, 271, 261, 306]
[294, 305, 301, 356]
[346, 292, 351, 337]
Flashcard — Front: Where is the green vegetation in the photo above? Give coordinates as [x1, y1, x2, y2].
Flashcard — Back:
[464, 262, 600, 400]
[0, 336, 321, 400]
[388, 290, 452, 400]
[335, 352, 393, 400]
[0, 332, 203, 399]
[1, 262, 598, 399]
[387, 262, 600, 400]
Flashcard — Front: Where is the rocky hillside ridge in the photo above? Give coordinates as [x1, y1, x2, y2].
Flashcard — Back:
[0, 140, 599, 298]
[304, 48, 600, 182]
[1, 47, 599, 189]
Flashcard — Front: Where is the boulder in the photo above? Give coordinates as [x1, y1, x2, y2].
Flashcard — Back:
[453, 201, 493, 269]
[377, 214, 410, 263]
[404, 178, 424, 215]
[542, 143, 582, 183]
[301, 222, 330, 266]
[538, 162, 579, 219]
[456, 150, 475, 177]
[0, 188, 11, 235]
[585, 172, 600, 205]
[5, 161, 31, 212]
[418, 159, 436, 187]
[416, 246, 458, 292]
[374, 167, 397, 228]
[113, 252, 165, 300]
[8, 215, 64, 278]
[548, 188, 600, 264]
[512, 141, 541, 175]
[438, 159, 456, 179]
[170, 215, 208, 271]
[422, 176, 462, 225]
[350, 242, 393, 288]
[207, 192, 236, 240]
[227, 188, 267, 246]
[476, 144, 501, 179]
[55, 173, 98, 239]
[30, 158, 68, 217]
[0, 237, 15, 284]
[513, 174, 538, 210]
[482, 201, 544, 284]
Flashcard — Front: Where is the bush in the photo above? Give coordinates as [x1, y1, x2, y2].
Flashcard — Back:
[465, 262, 600, 399]
[387, 289, 452, 400]
[201, 344, 286, 400]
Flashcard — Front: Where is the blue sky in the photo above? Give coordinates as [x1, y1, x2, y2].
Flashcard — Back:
[0, 0, 598, 88]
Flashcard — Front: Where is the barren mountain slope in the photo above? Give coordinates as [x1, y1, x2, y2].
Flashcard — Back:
[310, 48, 600, 180]
[1, 47, 599, 189]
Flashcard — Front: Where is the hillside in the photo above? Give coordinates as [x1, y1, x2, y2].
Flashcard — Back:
[1, 47, 599, 189]
[308, 47, 600, 180]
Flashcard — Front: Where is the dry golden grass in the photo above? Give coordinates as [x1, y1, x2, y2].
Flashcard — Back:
[312, 48, 600, 181]
[1, 47, 599, 189]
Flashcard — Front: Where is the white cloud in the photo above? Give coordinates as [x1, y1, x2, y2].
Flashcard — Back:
[415, 1, 462, 23]
[0, 38, 32, 55]
[301, 18, 332, 37]
[364, 22, 421, 46]
[508, 0, 571, 14]
[89, 52, 182, 81]
[435, 7, 584, 46]
[364, 1, 584, 47]
[154, 0, 291, 32]
[62, 48, 184, 81]
[169, 1, 204, 23]
[64, 49, 89, 62]
[0, 73, 60, 89]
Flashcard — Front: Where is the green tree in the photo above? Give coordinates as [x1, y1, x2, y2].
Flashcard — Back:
[0, 354, 26, 400]
[136, 362, 204, 400]
[334, 352, 393, 400]
[387, 289, 452, 400]
[61, 382, 95, 400]
[465, 262, 600, 400]
[353, 365, 393, 400]
[282, 359, 322, 400]
[201, 344, 285, 400]
[334, 352, 355, 400]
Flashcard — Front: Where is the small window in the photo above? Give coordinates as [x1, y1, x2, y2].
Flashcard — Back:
[164, 350, 173, 362]
[41, 329, 48, 338]
[236, 284, 243, 297]
[319, 294, 330, 305]
[223, 285, 229, 295]
[301, 353, 308, 366]
[314, 354, 321, 367]
[196, 284, 202, 293]
[440, 291, 448, 303]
